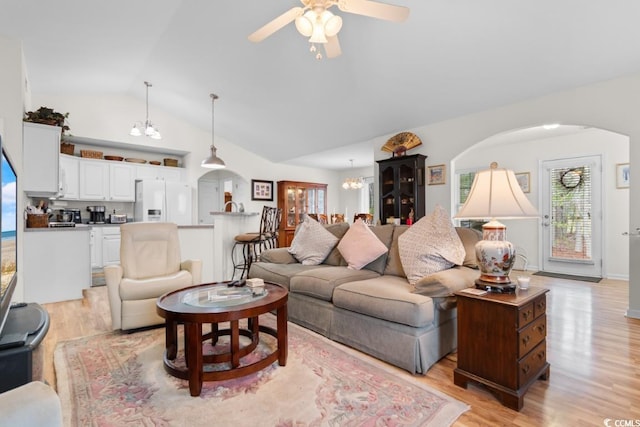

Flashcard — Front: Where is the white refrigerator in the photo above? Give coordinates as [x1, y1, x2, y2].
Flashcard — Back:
[134, 180, 192, 225]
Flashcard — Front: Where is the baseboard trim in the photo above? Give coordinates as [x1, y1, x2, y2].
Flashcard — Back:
[625, 308, 640, 320]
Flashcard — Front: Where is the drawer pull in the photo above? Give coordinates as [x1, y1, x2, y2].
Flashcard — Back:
[522, 335, 531, 346]
[537, 324, 546, 334]
[522, 310, 532, 320]
[522, 364, 530, 374]
[538, 350, 545, 360]
[537, 301, 546, 310]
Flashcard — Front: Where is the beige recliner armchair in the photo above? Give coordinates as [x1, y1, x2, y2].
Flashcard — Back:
[104, 222, 202, 330]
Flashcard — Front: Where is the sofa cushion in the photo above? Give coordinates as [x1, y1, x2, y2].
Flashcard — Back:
[249, 262, 328, 290]
[333, 276, 435, 328]
[398, 206, 465, 284]
[412, 266, 480, 297]
[337, 219, 388, 270]
[288, 215, 339, 265]
[323, 222, 350, 266]
[384, 225, 409, 277]
[455, 227, 482, 268]
[364, 224, 395, 274]
[290, 266, 380, 301]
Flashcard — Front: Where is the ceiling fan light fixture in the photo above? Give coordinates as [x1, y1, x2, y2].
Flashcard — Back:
[295, 13, 314, 37]
[322, 11, 342, 37]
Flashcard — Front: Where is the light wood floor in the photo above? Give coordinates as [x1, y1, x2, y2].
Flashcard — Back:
[41, 274, 640, 426]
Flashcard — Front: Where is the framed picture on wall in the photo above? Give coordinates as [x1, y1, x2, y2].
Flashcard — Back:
[427, 164, 446, 185]
[616, 163, 630, 189]
[251, 179, 274, 201]
[515, 172, 530, 193]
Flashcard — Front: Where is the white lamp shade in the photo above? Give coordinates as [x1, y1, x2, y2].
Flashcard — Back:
[129, 125, 142, 137]
[323, 13, 342, 37]
[295, 12, 314, 37]
[201, 145, 226, 169]
[454, 164, 538, 220]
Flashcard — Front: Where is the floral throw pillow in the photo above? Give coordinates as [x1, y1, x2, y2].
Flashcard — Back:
[398, 205, 465, 285]
[337, 219, 388, 270]
[288, 214, 339, 265]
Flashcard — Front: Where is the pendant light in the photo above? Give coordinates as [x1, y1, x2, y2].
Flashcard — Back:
[201, 93, 226, 169]
[130, 81, 161, 140]
[342, 159, 363, 189]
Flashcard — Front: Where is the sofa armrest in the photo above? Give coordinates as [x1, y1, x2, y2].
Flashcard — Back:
[259, 248, 298, 264]
[0, 381, 62, 427]
[181, 259, 203, 285]
[412, 266, 480, 297]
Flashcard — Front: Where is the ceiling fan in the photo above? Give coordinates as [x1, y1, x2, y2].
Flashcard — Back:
[248, 0, 410, 59]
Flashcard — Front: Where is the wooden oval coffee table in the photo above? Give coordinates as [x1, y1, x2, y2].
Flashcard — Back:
[156, 282, 288, 396]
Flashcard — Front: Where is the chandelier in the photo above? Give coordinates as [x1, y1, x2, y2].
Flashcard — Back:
[201, 93, 226, 169]
[130, 81, 161, 140]
[342, 159, 363, 189]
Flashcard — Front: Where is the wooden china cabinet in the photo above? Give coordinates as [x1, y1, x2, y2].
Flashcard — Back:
[377, 154, 426, 225]
[277, 180, 327, 247]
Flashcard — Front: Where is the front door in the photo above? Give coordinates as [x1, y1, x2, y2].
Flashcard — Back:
[540, 156, 602, 277]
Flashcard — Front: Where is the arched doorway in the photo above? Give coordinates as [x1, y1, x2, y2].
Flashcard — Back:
[452, 125, 629, 280]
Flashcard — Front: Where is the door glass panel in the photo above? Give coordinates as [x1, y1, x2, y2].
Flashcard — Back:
[286, 186, 296, 227]
[550, 166, 592, 261]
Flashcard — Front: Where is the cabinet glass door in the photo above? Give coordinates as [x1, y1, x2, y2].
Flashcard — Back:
[286, 185, 296, 227]
[296, 187, 308, 225]
[317, 188, 326, 214]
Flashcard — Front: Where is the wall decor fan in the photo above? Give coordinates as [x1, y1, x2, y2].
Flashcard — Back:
[248, 0, 410, 59]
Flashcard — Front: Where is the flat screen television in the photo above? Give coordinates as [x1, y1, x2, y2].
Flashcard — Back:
[0, 137, 18, 339]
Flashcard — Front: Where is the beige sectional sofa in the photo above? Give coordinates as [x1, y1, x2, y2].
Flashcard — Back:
[249, 221, 482, 374]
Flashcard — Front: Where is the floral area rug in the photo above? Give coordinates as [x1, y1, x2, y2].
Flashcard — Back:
[54, 316, 468, 426]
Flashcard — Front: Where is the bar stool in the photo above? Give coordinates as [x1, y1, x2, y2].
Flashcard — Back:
[231, 206, 281, 280]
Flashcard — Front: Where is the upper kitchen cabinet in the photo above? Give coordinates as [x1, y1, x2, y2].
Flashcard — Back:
[136, 163, 183, 182]
[59, 154, 79, 199]
[79, 159, 109, 200]
[23, 122, 61, 197]
[108, 162, 135, 201]
[377, 154, 426, 225]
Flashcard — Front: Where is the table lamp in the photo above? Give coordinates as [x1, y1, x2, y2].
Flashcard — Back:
[454, 162, 538, 292]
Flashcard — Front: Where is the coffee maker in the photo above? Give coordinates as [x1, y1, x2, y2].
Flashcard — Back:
[87, 205, 106, 224]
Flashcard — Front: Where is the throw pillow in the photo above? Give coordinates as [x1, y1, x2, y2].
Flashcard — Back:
[337, 219, 389, 270]
[288, 215, 339, 265]
[398, 205, 466, 285]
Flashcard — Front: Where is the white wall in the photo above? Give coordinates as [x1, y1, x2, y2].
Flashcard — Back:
[31, 93, 346, 220]
[367, 73, 640, 318]
[0, 36, 27, 300]
[454, 128, 629, 279]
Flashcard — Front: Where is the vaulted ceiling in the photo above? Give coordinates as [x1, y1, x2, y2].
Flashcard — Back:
[2, 1, 640, 169]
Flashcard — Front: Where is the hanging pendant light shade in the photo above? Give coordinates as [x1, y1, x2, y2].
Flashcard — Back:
[342, 159, 363, 190]
[130, 81, 161, 140]
[201, 93, 226, 169]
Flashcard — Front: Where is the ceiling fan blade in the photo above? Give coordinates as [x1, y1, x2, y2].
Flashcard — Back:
[337, 0, 409, 23]
[248, 7, 304, 42]
[324, 36, 342, 58]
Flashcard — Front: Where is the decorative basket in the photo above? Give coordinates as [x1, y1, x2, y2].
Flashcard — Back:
[26, 213, 49, 228]
[163, 158, 178, 167]
[60, 142, 74, 155]
[80, 149, 103, 159]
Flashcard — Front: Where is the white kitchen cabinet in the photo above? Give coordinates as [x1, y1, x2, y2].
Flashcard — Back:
[24, 228, 92, 304]
[102, 227, 121, 266]
[79, 159, 109, 200]
[136, 164, 183, 182]
[59, 154, 79, 200]
[90, 227, 103, 268]
[108, 162, 135, 201]
[23, 122, 61, 197]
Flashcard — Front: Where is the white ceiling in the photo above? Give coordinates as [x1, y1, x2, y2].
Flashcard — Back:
[2, 0, 640, 170]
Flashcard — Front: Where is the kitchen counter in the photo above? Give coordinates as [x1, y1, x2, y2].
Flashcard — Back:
[209, 212, 260, 217]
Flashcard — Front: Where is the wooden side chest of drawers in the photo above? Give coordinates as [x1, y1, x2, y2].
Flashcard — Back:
[453, 286, 550, 411]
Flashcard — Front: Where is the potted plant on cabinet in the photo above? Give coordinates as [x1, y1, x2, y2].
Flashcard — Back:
[24, 106, 73, 154]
